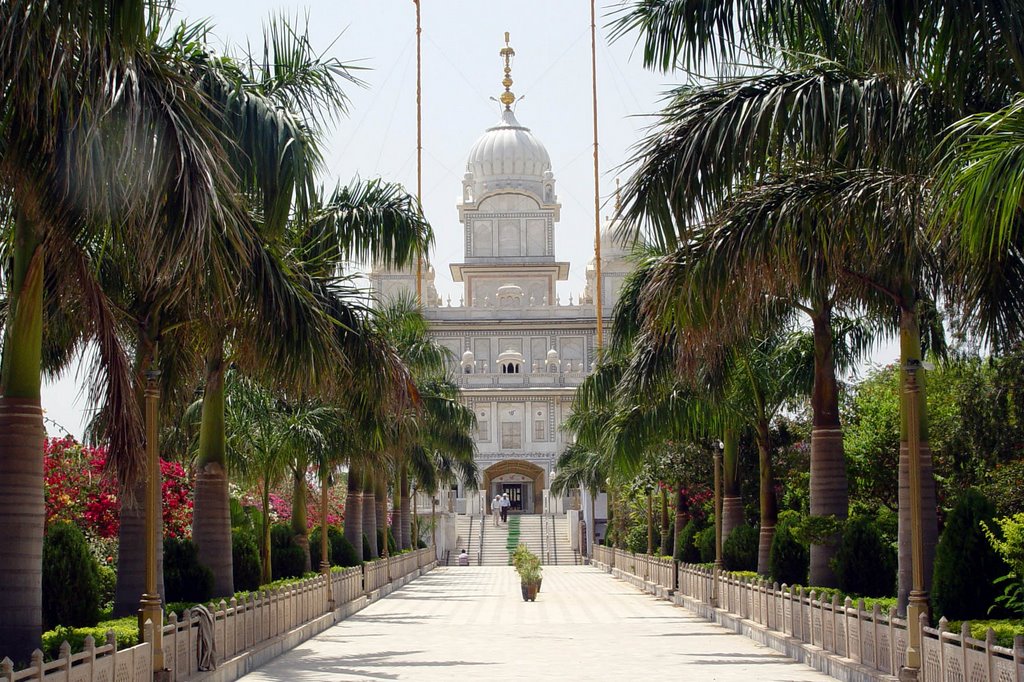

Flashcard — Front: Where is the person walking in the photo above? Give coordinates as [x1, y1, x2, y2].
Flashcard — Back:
[500, 492, 511, 523]
[491, 495, 500, 527]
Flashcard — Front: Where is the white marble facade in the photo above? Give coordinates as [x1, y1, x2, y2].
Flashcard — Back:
[371, 76, 626, 515]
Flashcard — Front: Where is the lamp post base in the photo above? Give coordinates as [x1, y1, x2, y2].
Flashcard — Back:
[898, 666, 920, 682]
[138, 592, 165, 674]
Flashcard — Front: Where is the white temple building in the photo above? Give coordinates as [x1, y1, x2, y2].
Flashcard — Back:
[371, 37, 628, 522]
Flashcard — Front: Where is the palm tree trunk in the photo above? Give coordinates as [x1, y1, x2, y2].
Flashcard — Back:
[659, 488, 671, 556]
[192, 344, 233, 598]
[344, 465, 363, 556]
[755, 420, 778, 576]
[260, 483, 273, 584]
[897, 305, 938, 614]
[606, 487, 615, 547]
[400, 464, 411, 551]
[721, 428, 744, 541]
[362, 471, 378, 559]
[589, 487, 597, 556]
[808, 306, 848, 588]
[674, 487, 686, 559]
[291, 468, 311, 573]
[646, 491, 655, 555]
[114, 338, 164, 617]
[375, 475, 388, 557]
[0, 209, 45, 660]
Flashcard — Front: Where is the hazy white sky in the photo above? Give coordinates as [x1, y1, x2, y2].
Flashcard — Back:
[39, 1, 901, 437]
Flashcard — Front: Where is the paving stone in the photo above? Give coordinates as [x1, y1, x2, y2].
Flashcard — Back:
[240, 566, 839, 681]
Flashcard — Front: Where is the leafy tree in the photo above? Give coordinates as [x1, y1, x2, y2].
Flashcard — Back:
[0, 0, 245, 655]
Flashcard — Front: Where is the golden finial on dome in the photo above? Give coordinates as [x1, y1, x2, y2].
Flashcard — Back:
[499, 32, 516, 110]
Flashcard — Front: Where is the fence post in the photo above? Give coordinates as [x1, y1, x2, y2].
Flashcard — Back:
[986, 627, 996, 682]
[888, 607, 898, 674]
[0, 657, 12, 682]
[1012, 634, 1022, 682]
[962, 620, 972, 682]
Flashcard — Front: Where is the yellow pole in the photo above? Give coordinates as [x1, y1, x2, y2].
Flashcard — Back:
[590, 0, 603, 348]
[139, 362, 164, 673]
[903, 360, 928, 677]
[713, 446, 723, 608]
[321, 472, 333, 605]
[414, 0, 424, 305]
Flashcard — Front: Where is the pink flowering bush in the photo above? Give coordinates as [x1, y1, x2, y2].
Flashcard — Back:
[44, 436, 194, 540]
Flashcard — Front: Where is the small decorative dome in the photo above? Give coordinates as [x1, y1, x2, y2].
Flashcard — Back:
[496, 283, 524, 308]
[546, 348, 559, 360]
[496, 348, 524, 375]
[461, 350, 475, 364]
[497, 348, 524, 364]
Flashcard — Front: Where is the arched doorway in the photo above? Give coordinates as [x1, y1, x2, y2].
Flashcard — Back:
[482, 460, 545, 514]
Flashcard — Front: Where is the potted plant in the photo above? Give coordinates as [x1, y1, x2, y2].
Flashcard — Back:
[512, 544, 542, 601]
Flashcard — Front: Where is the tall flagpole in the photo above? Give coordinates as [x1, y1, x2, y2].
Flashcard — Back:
[590, 0, 603, 348]
[415, 0, 424, 304]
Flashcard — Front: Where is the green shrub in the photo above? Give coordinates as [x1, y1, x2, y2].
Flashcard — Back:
[983, 513, 1024, 616]
[770, 511, 809, 586]
[949, 620, 1024, 648]
[832, 516, 896, 598]
[272, 545, 307, 580]
[932, 489, 1009, 620]
[723, 524, 759, 572]
[625, 523, 649, 554]
[270, 523, 294, 551]
[696, 525, 716, 563]
[96, 564, 116, 612]
[416, 539, 427, 549]
[163, 538, 214, 604]
[267, 523, 306, 580]
[362, 533, 371, 561]
[43, 522, 101, 629]
[42, 617, 137, 660]
[310, 526, 361, 568]
[660, 525, 674, 557]
[675, 520, 700, 563]
[232, 531, 262, 592]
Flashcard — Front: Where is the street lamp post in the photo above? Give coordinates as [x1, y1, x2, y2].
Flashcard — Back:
[321, 472, 333, 607]
[139, 365, 166, 678]
[901, 359, 929, 681]
[713, 443, 723, 608]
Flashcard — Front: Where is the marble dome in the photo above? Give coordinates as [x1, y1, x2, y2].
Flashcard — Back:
[466, 109, 551, 181]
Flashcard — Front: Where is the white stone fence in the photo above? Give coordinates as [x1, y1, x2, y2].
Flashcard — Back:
[5, 547, 435, 682]
[591, 546, 1024, 682]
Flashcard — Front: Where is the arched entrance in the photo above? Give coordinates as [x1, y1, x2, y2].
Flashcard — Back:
[482, 460, 545, 514]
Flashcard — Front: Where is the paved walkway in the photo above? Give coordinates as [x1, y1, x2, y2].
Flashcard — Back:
[240, 566, 838, 681]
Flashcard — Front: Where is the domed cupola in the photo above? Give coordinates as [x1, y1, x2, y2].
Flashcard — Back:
[466, 109, 551, 181]
[460, 33, 557, 206]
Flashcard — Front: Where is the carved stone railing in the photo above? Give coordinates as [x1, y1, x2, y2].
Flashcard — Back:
[5, 547, 436, 682]
[591, 549, 1024, 682]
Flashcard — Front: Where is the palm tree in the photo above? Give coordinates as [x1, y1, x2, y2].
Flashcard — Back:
[186, 12, 432, 594]
[0, 0, 250, 656]
[611, 0, 1024, 597]
[551, 443, 608, 557]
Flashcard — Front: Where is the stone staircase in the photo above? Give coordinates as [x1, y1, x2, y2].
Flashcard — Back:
[541, 513, 577, 565]
[470, 514, 580, 565]
[453, 514, 476, 564]
[478, 515, 511, 565]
